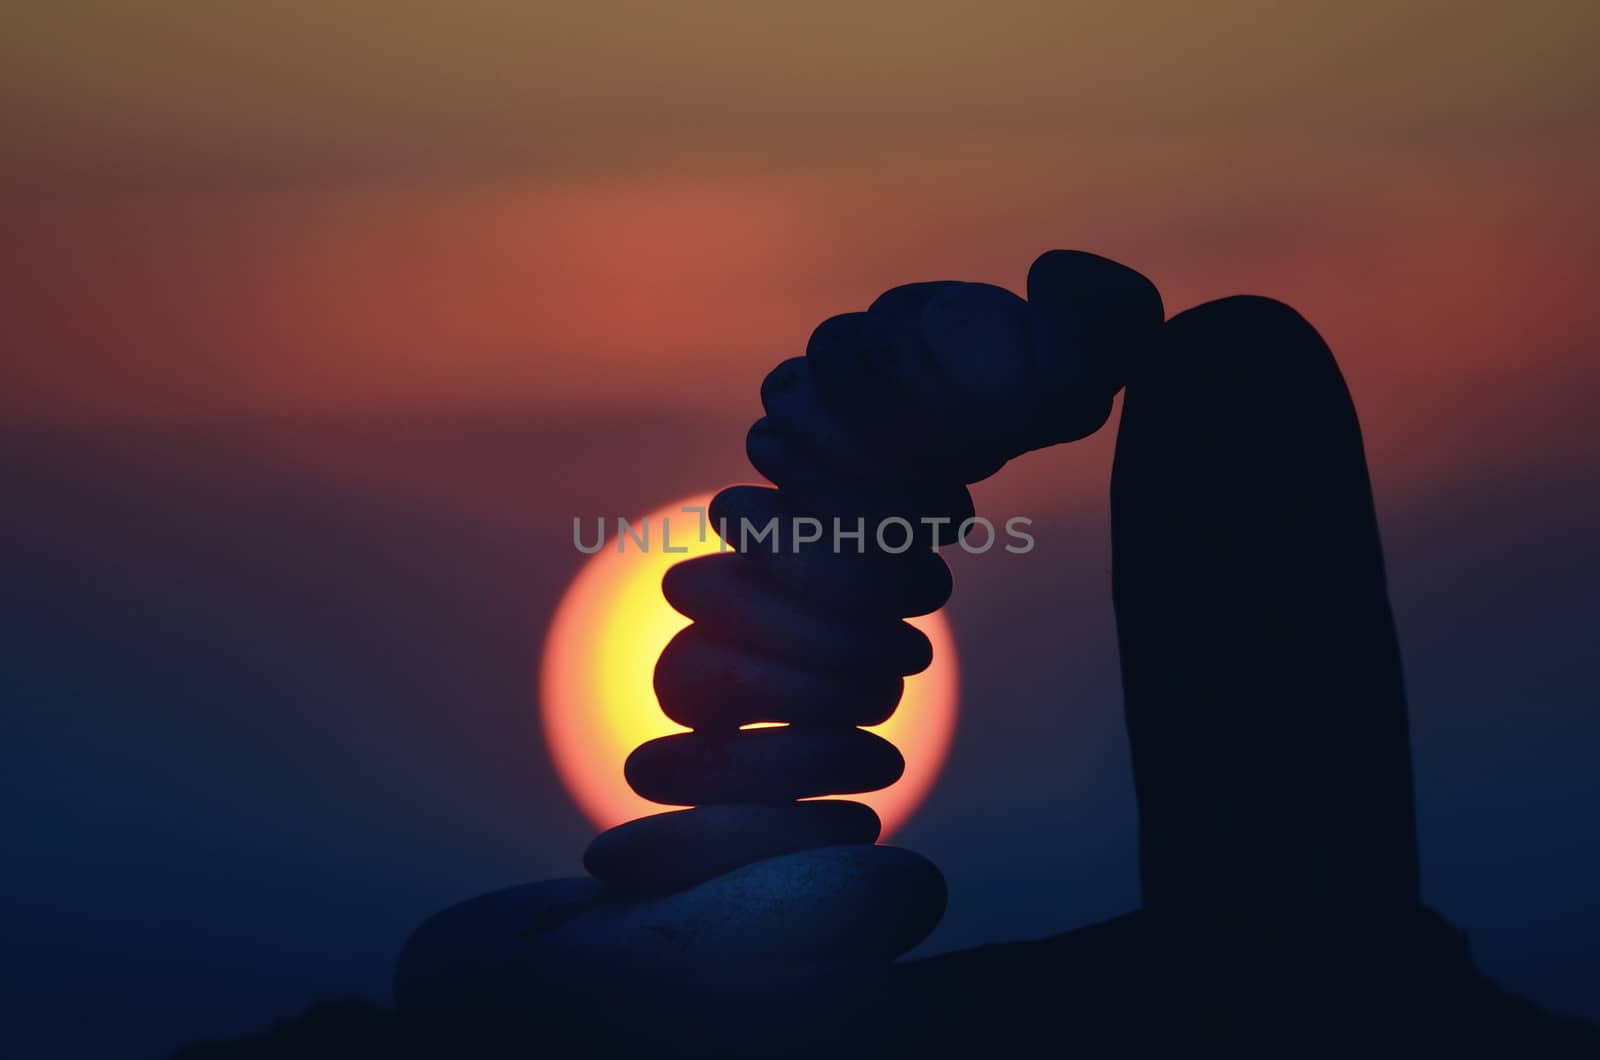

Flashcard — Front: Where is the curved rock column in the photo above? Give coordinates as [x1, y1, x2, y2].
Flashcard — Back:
[393, 252, 1161, 1050]
[584, 252, 1163, 960]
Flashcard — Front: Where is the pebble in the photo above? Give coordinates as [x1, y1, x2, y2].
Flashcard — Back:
[394, 846, 947, 1050]
[583, 800, 881, 894]
[625, 727, 905, 805]
[654, 624, 903, 728]
[809, 294, 1007, 485]
[742, 420, 976, 546]
[1023, 249, 1164, 445]
[662, 553, 934, 676]
[708, 484, 955, 617]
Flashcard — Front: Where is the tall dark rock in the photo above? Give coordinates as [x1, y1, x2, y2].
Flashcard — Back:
[1112, 295, 1421, 942]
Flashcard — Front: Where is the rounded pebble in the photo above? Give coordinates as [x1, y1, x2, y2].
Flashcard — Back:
[662, 554, 934, 676]
[654, 624, 903, 728]
[584, 801, 881, 894]
[708, 484, 954, 617]
[394, 846, 947, 1049]
[625, 727, 905, 805]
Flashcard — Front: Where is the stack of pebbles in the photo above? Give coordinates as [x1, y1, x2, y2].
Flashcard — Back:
[583, 257, 1161, 958]
[391, 254, 1161, 1055]
[581, 475, 961, 902]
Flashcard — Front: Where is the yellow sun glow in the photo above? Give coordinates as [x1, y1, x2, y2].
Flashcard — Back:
[540, 492, 959, 839]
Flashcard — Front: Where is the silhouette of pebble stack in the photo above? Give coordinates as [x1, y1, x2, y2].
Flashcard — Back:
[581, 476, 960, 897]
[581, 255, 1164, 955]
[580, 443, 966, 907]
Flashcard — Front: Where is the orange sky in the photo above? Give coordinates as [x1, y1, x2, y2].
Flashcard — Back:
[6, 2, 1596, 188]
[3, 3, 1597, 503]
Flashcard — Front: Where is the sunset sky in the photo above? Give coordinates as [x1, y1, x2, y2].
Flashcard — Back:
[4, 4, 1598, 1057]
[6, 1, 1598, 434]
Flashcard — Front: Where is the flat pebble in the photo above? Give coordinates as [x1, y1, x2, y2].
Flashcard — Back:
[741, 421, 976, 546]
[709, 485, 954, 617]
[654, 624, 903, 728]
[662, 553, 934, 676]
[583, 800, 881, 894]
[394, 846, 946, 1050]
[626, 727, 905, 805]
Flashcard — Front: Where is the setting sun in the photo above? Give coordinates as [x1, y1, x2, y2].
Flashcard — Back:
[540, 491, 959, 839]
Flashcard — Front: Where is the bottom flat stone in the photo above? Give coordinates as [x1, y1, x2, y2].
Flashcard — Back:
[584, 800, 881, 894]
[394, 846, 946, 1052]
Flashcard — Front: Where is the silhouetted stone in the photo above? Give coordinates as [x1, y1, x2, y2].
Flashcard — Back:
[745, 413, 976, 529]
[626, 727, 904, 805]
[654, 624, 903, 728]
[792, 261, 1161, 485]
[810, 299, 997, 483]
[584, 801, 881, 894]
[1112, 295, 1419, 943]
[1024, 248, 1165, 443]
[804, 301, 1003, 482]
[713, 476, 966, 555]
[915, 283, 1037, 452]
[743, 420, 976, 545]
[708, 484, 954, 617]
[392, 876, 607, 1017]
[544, 845, 944, 963]
[662, 554, 934, 675]
[394, 848, 946, 1054]
[755, 355, 858, 470]
[745, 413, 851, 494]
